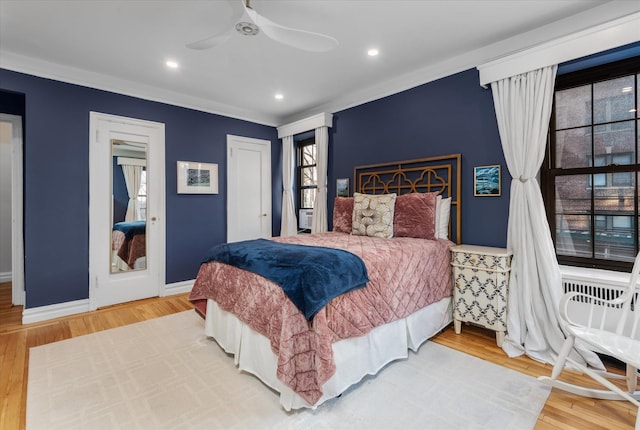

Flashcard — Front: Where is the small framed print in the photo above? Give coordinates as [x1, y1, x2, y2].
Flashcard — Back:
[474, 165, 501, 197]
[336, 178, 349, 197]
[177, 161, 218, 194]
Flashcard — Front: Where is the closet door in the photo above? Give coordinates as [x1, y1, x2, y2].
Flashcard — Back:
[89, 112, 165, 309]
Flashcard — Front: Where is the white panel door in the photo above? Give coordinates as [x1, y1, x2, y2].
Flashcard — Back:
[89, 112, 165, 310]
[227, 135, 271, 243]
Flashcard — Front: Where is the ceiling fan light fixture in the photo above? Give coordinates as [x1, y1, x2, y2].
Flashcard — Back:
[236, 22, 259, 36]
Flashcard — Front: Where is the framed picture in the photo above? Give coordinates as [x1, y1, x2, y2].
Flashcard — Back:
[336, 178, 349, 197]
[474, 165, 501, 196]
[177, 161, 218, 194]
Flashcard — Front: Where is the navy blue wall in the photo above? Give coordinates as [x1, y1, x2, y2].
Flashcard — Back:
[1, 66, 507, 309]
[328, 69, 508, 246]
[0, 69, 280, 308]
[112, 157, 128, 224]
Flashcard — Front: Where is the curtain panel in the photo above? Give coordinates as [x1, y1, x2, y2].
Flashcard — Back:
[122, 164, 142, 222]
[311, 126, 328, 233]
[491, 65, 601, 368]
[280, 135, 298, 236]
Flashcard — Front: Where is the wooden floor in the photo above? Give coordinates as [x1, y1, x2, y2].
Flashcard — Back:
[0, 281, 636, 429]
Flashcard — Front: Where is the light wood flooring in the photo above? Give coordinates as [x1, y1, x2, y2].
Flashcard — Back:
[0, 281, 636, 429]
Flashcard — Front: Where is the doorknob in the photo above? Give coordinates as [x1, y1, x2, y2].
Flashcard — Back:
[261, 213, 267, 217]
[151, 217, 157, 221]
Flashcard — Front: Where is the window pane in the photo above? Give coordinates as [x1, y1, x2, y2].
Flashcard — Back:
[555, 85, 591, 129]
[302, 144, 316, 166]
[556, 214, 591, 258]
[555, 175, 591, 257]
[593, 76, 635, 124]
[555, 127, 591, 168]
[593, 125, 635, 166]
[301, 188, 316, 209]
[594, 216, 635, 261]
[301, 166, 316, 186]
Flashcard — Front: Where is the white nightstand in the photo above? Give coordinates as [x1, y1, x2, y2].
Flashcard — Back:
[450, 244, 512, 347]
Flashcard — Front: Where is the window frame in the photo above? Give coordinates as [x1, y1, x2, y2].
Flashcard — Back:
[296, 136, 317, 211]
[541, 56, 640, 272]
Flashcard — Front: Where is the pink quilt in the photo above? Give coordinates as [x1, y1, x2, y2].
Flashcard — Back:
[189, 232, 452, 405]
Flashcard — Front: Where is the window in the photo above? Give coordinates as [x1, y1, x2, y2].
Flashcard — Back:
[542, 57, 640, 271]
[137, 168, 147, 220]
[297, 137, 317, 211]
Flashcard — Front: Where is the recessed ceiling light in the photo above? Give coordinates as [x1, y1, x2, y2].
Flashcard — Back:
[367, 48, 379, 57]
[165, 60, 179, 69]
[275, 93, 284, 100]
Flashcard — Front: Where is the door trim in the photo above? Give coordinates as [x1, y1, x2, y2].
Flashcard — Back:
[88, 112, 166, 310]
[0, 113, 24, 306]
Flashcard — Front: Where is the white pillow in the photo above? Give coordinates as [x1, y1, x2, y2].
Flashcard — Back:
[435, 195, 451, 239]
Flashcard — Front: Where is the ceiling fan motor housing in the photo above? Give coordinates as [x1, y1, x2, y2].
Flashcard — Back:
[235, 22, 259, 36]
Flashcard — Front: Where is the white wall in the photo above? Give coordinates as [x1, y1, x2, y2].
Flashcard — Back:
[0, 121, 12, 280]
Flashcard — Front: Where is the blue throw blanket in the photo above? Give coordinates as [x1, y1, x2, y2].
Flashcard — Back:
[112, 221, 146, 240]
[202, 239, 369, 320]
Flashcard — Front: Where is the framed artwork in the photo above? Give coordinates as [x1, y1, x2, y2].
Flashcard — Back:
[336, 178, 349, 197]
[474, 165, 501, 196]
[177, 161, 218, 194]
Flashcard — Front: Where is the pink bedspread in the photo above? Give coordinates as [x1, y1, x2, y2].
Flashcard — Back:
[189, 232, 452, 405]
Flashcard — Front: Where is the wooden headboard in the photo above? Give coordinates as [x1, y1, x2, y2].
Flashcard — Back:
[353, 154, 462, 244]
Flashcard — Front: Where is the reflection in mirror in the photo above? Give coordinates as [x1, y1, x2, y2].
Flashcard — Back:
[111, 139, 147, 273]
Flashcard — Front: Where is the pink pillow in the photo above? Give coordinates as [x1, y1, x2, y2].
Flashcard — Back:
[393, 192, 438, 239]
[332, 197, 354, 233]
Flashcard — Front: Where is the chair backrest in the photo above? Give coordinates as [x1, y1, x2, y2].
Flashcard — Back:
[616, 250, 640, 338]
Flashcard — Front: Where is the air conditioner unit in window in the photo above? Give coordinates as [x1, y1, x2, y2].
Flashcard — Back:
[299, 209, 313, 230]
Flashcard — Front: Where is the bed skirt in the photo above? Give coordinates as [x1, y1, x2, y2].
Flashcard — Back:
[204, 296, 453, 411]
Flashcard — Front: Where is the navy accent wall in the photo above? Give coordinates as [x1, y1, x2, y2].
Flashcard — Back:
[328, 68, 508, 247]
[112, 157, 128, 224]
[0, 69, 280, 308]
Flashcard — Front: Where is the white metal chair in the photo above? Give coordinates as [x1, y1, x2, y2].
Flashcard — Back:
[539, 251, 640, 430]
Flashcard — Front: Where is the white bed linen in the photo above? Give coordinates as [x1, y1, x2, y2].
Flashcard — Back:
[204, 296, 453, 411]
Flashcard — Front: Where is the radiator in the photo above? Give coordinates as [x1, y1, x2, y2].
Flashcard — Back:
[561, 269, 638, 339]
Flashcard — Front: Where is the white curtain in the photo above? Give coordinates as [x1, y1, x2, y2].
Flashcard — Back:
[491, 65, 601, 368]
[311, 126, 328, 233]
[280, 135, 298, 236]
[122, 164, 142, 222]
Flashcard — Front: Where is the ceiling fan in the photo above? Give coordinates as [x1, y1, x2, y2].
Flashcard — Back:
[186, 0, 338, 53]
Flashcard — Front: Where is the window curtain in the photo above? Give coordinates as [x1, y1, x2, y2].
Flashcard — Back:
[122, 164, 142, 222]
[280, 135, 298, 236]
[491, 65, 602, 368]
[311, 126, 328, 233]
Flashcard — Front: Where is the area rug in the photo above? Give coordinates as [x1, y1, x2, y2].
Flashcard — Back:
[27, 311, 550, 429]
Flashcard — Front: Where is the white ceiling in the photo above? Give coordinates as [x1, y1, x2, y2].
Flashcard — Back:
[1, 1, 639, 126]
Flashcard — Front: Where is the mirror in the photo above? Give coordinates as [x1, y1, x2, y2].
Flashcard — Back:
[110, 139, 147, 273]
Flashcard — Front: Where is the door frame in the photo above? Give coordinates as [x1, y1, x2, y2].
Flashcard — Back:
[0, 113, 24, 306]
[226, 134, 271, 242]
[88, 112, 165, 310]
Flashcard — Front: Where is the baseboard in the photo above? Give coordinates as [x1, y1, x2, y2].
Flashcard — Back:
[0, 271, 11, 283]
[163, 279, 194, 296]
[22, 299, 91, 325]
[21, 280, 195, 325]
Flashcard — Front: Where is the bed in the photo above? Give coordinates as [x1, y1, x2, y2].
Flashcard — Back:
[111, 220, 146, 270]
[188, 154, 462, 410]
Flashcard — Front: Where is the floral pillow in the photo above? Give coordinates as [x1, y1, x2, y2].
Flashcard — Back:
[332, 197, 354, 233]
[393, 192, 438, 239]
[351, 192, 397, 238]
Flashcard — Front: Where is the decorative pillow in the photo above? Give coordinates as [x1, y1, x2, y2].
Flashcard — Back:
[393, 192, 438, 239]
[351, 192, 397, 238]
[435, 195, 452, 239]
[332, 197, 354, 233]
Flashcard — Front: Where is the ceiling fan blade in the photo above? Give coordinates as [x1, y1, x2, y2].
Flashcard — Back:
[245, 5, 338, 53]
[186, 1, 245, 50]
[186, 27, 235, 50]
